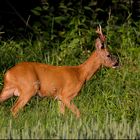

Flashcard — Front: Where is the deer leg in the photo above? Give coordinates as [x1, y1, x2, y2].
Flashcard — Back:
[0, 87, 15, 102]
[61, 98, 80, 118]
[11, 89, 35, 117]
[58, 100, 65, 115]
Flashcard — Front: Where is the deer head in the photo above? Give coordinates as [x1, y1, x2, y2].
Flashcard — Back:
[95, 25, 119, 68]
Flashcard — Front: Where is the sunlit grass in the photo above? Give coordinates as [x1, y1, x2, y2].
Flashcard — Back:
[0, 114, 139, 139]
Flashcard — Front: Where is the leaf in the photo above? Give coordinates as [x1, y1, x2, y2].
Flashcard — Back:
[31, 7, 42, 16]
[95, 8, 104, 12]
[84, 6, 93, 12]
[31, 10, 41, 16]
[54, 16, 66, 24]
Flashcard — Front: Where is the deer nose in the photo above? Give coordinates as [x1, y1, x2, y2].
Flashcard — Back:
[113, 62, 119, 67]
[112, 61, 120, 68]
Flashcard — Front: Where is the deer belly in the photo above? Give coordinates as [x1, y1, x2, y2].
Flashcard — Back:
[38, 86, 58, 97]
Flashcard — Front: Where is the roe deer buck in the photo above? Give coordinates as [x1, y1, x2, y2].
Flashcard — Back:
[0, 26, 119, 118]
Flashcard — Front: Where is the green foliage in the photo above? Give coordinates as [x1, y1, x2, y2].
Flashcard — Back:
[29, 0, 132, 46]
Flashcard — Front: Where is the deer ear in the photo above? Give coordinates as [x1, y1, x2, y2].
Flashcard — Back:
[95, 38, 104, 50]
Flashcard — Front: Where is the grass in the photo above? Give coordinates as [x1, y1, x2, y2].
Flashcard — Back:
[0, 23, 140, 139]
[0, 115, 140, 139]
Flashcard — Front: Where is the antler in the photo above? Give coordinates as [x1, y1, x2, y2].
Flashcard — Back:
[96, 25, 106, 42]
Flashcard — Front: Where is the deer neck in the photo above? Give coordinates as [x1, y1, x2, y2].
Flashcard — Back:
[79, 51, 101, 81]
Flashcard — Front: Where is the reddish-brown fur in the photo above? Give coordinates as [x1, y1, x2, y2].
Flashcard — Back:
[0, 26, 118, 117]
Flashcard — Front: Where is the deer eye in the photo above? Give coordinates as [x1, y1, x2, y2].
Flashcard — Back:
[107, 54, 111, 57]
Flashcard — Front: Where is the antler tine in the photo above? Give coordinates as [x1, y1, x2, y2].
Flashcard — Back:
[96, 26, 100, 34]
[96, 24, 102, 35]
[96, 24, 106, 42]
[99, 24, 102, 34]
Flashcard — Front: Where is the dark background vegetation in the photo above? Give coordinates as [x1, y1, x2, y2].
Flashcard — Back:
[0, 0, 139, 39]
